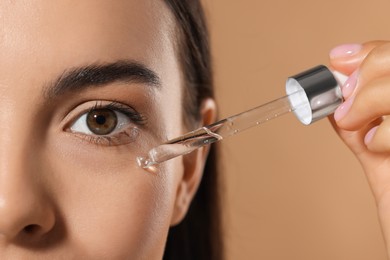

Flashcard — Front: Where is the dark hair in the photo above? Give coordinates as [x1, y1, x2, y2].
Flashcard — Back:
[162, 1, 223, 260]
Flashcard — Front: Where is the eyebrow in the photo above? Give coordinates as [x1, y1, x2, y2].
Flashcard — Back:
[44, 60, 161, 99]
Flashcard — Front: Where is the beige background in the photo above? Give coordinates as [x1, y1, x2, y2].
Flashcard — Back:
[205, 0, 390, 259]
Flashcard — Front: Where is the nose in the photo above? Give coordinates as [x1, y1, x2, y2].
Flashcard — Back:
[0, 180, 55, 242]
[0, 146, 55, 243]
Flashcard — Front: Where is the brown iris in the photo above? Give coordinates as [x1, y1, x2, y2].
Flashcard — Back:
[86, 108, 118, 135]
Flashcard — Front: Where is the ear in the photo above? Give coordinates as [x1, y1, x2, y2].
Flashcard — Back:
[170, 98, 217, 226]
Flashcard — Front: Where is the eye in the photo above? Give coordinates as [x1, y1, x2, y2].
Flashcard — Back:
[72, 108, 126, 135]
[67, 102, 145, 146]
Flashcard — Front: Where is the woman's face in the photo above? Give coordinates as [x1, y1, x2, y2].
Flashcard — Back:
[0, 1, 208, 258]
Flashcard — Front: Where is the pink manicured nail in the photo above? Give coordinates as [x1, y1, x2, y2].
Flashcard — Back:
[330, 44, 362, 59]
[334, 97, 354, 121]
[342, 70, 359, 98]
[364, 126, 378, 145]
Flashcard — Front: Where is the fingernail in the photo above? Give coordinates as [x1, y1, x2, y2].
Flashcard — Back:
[342, 70, 359, 98]
[364, 126, 378, 145]
[334, 96, 354, 121]
[330, 43, 363, 59]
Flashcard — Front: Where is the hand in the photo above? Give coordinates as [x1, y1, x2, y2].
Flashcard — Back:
[329, 41, 390, 256]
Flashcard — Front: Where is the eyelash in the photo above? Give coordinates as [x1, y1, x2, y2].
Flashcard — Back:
[90, 101, 146, 124]
[68, 101, 147, 146]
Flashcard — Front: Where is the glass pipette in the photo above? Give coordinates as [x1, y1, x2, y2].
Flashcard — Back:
[136, 65, 346, 169]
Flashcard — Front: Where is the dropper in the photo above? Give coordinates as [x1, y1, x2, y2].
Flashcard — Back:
[136, 65, 346, 169]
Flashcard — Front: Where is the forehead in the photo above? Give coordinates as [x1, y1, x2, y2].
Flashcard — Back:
[0, 0, 176, 81]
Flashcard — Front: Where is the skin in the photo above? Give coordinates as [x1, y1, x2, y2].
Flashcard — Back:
[0, 0, 215, 259]
[330, 40, 390, 257]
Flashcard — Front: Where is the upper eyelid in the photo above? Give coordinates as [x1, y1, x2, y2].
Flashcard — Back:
[97, 101, 147, 125]
[61, 100, 146, 129]
[63, 100, 147, 131]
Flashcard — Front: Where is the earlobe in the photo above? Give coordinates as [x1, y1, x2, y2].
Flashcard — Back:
[170, 98, 217, 226]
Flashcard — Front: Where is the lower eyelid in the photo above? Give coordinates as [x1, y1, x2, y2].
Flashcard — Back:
[70, 125, 140, 147]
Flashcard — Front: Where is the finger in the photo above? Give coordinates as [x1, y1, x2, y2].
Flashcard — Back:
[329, 114, 390, 206]
[335, 75, 390, 131]
[329, 41, 387, 75]
[365, 117, 390, 153]
[340, 43, 390, 100]
[328, 115, 382, 156]
[359, 42, 390, 87]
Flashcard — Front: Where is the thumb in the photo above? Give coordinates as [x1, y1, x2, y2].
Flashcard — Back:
[329, 41, 386, 75]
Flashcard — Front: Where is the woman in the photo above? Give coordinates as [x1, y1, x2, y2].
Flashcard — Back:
[2, 0, 390, 259]
[0, 0, 222, 259]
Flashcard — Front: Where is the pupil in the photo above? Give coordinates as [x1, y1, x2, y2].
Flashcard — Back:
[95, 115, 106, 125]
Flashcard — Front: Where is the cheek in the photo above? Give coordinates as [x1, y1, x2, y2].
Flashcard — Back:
[44, 136, 182, 258]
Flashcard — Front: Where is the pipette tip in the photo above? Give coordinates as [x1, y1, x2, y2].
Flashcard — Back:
[136, 156, 157, 169]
